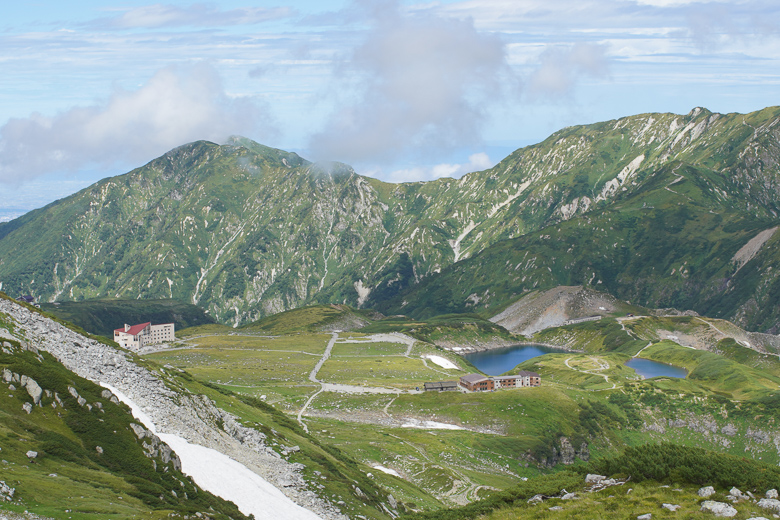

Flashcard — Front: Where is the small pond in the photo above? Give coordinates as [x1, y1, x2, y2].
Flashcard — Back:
[625, 358, 688, 379]
[462, 345, 562, 376]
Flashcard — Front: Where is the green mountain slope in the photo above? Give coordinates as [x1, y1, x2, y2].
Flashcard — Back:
[1, 107, 779, 331]
[382, 158, 780, 331]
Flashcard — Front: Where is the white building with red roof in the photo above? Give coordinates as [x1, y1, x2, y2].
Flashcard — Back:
[114, 322, 175, 350]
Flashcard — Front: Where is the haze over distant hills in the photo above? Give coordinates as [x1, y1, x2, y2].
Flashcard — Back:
[0, 106, 778, 332]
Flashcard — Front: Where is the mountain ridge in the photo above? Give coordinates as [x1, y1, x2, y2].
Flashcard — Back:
[1, 106, 778, 331]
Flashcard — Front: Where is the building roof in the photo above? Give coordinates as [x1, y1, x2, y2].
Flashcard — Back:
[460, 373, 490, 384]
[516, 370, 541, 378]
[114, 322, 151, 336]
[425, 381, 458, 388]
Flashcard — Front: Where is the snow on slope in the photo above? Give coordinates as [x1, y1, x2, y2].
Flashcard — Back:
[424, 355, 458, 369]
[102, 383, 322, 520]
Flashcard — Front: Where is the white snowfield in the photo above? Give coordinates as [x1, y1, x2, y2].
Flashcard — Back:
[424, 355, 459, 370]
[372, 465, 402, 478]
[401, 418, 464, 430]
[102, 383, 322, 520]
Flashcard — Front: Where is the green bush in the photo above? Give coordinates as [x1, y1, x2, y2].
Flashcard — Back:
[588, 443, 780, 491]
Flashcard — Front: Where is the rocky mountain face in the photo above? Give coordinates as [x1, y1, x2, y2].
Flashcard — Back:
[1, 107, 779, 330]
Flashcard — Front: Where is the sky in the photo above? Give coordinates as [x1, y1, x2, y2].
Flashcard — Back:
[1, 0, 779, 219]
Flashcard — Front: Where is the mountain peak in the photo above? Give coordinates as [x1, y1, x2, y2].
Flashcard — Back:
[225, 136, 309, 168]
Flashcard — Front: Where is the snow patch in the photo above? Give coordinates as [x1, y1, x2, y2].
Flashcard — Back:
[401, 419, 464, 430]
[372, 465, 402, 478]
[424, 355, 458, 370]
[158, 435, 322, 520]
[100, 383, 322, 520]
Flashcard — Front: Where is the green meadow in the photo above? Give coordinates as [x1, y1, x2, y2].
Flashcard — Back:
[134, 316, 780, 509]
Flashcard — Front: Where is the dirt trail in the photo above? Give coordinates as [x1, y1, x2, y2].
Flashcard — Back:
[298, 332, 339, 433]
[297, 333, 425, 432]
[633, 342, 653, 358]
[564, 356, 617, 390]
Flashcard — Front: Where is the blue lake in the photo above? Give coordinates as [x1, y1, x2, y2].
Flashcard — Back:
[625, 358, 688, 379]
[462, 345, 561, 376]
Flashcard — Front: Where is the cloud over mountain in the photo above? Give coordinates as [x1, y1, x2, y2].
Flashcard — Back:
[0, 63, 273, 183]
[308, 0, 512, 164]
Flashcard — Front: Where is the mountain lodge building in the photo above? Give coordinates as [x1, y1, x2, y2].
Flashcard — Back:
[114, 322, 175, 350]
[459, 371, 541, 392]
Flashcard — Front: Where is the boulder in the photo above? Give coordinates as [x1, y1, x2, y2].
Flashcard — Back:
[527, 494, 544, 504]
[662, 503, 681, 511]
[699, 486, 716, 498]
[757, 498, 780, 513]
[637, 514, 652, 520]
[586, 474, 606, 484]
[22, 402, 32, 414]
[700, 500, 737, 517]
[25, 378, 42, 405]
[26, 450, 38, 459]
[727, 487, 747, 502]
[767, 489, 778, 499]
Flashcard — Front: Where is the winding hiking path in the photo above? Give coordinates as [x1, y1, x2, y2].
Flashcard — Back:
[564, 356, 617, 390]
[633, 342, 654, 358]
[297, 332, 339, 433]
[297, 332, 426, 432]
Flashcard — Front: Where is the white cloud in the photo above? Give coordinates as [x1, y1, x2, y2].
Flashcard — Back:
[526, 43, 610, 99]
[91, 4, 295, 29]
[0, 63, 275, 183]
[308, 0, 513, 164]
[382, 152, 494, 183]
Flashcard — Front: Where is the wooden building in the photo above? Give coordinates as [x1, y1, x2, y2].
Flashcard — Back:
[423, 381, 459, 392]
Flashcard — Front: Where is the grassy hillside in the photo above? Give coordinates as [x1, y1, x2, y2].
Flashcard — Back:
[0, 339, 247, 519]
[402, 443, 780, 520]
[39, 298, 215, 338]
[241, 304, 379, 334]
[358, 313, 518, 348]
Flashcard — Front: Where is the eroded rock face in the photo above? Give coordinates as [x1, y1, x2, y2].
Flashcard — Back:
[0, 297, 343, 520]
[535, 437, 590, 467]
